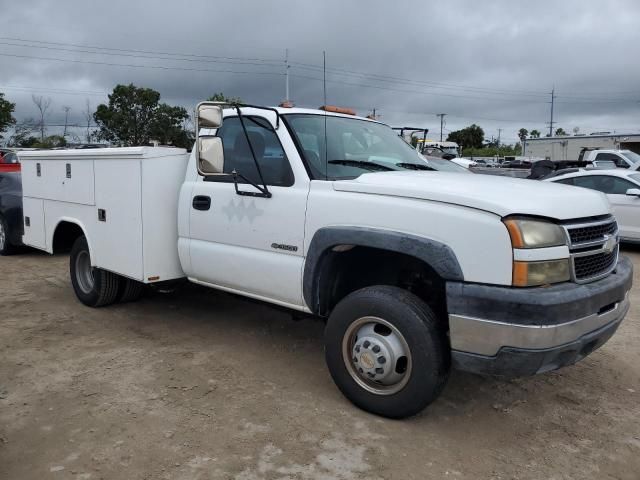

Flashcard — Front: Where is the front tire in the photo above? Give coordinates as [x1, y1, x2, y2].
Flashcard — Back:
[324, 286, 450, 418]
[70, 236, 120, 307]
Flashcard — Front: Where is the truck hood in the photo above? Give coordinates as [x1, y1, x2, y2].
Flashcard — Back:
[332, 171, 611, 220]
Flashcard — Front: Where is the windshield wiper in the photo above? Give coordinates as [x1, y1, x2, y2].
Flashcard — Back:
[328, 159, 394, 171]
[396, 162, 431, 171]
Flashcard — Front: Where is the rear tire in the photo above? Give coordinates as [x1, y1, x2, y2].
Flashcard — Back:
[117, 278, 145, 303]
[70, 236, 120, 307]
[324, 285, 450, 419]
[0, 215, 16, 256]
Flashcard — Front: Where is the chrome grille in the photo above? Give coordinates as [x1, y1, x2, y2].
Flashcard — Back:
[567, 220, 617, 245]
[563, 216, 619, 284]
[574, 249, 618, 281]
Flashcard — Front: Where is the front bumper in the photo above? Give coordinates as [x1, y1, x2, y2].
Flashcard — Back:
[446, 256, 633, 377]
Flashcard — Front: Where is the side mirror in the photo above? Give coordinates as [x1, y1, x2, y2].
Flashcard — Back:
[197, 103, 223, 129]
[198, 137, 225, 175]
[626, 188, 640, 197]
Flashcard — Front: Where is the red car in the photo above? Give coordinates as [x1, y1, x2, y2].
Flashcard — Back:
[0, 150, 20, 172]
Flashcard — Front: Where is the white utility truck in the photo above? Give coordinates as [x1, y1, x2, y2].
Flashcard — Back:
[19, 103, 633, 418]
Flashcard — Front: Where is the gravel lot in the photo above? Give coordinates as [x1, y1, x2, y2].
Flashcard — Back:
[1, 248, 639, 480]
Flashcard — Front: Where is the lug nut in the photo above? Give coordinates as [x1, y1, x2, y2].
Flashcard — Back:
[378, 356, 386, 364]
[375, 367, 384, 374]
[353, 357, 358, 363]
[363, 341, 370, 349]
[372, 345, 380, 353]
[355, 345, 361, 353]
[359, 367, 363, 373]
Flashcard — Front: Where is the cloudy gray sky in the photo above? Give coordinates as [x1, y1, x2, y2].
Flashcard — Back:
[1, 0, 638, 144]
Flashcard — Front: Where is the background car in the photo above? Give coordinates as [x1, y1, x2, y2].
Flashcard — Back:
[545, 169, 640, 243]
[0, 172, 24, 255]
[0, 149, 21, 172]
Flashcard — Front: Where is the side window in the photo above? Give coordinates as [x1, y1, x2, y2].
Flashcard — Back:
[214, 116, 294, 187]
[595, 152, 627, 168]
[597, 176, 637, 195]
[554, 178, 575, 186]
[573, 175, 636, 194]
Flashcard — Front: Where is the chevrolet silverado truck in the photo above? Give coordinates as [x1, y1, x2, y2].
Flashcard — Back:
[18, 103, 633, 418]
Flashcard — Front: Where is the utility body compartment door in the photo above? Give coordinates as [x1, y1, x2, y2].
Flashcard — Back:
[92, 160, 144, 280]
[22, 197, 46, 249]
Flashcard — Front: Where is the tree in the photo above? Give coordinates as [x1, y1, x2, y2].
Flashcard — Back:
[530, 129, 541, 138]
[555, 127, 567, 136]
[0, 92, 16, 142]
[7, 118, 36, 147]
[207, 92, 243, 105]
[447, 124, 484, 149]
[149, 103, 192, 148]
[94, 85, 160, 146]
[94, 84, 194, 147]
[518, 128, 528, 143]
[32, 95, 52, 141]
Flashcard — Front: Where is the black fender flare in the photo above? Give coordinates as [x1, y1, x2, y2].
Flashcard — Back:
[303, 226, 464, 314]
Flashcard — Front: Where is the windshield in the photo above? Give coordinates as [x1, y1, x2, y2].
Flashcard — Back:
[621, 150, 640, 164]
[284, 114, 431, 179]
[441, 147, 458, 156]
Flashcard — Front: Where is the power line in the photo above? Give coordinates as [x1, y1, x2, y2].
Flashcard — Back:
[0, 40, 284, 69]
[0, 36, 281, 63]
[0, 52, 286, 77]
[3, 36, 637, 101]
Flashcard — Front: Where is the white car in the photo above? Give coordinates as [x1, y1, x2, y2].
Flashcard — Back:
[546, 169, 640, 243]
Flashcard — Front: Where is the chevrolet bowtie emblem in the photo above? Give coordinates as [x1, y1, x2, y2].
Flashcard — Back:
[603, 235, 617, 254]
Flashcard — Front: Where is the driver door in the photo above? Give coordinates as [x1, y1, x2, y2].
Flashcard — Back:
[188, 116, 308, 308]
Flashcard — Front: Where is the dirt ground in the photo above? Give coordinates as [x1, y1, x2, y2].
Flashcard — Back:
[1, 248, 639, 480]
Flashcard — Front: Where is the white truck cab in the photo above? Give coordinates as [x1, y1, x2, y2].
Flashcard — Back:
[578, 148, 640, 169]
[18, 103, 633, 418]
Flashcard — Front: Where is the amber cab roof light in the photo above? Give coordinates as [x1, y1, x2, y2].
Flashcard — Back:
[318, 105, 356, 116]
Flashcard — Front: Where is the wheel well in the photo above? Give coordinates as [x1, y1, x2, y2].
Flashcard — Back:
[52, 221, 85, 253]
[316, 246, 448, 321]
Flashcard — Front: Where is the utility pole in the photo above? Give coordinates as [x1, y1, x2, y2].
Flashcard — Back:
[497, 128, 502, 147]
[436, 113, 446, 141]
[548, 87, 555, 137]
[285, 49, 290, 103]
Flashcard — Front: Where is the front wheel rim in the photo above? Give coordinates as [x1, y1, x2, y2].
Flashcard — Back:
[342, 316, 412, 396]
[75, 250, 95, 294]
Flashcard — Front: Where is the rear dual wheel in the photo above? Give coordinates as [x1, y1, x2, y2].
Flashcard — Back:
[70, 236, 144, 307]
[324, 286, 450, 419]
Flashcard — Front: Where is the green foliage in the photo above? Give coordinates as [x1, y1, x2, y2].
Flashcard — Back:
[94, 84, 192, 147]
[518, 128, 528, 143]
[555, 127, 567, 136]
[447, 124, 484, 149]
[463, 144, 522, 158]
[0, 92, 16, 141]
[18, 135, 67, 148]
[149, 103, 192, 148]
[207, 92, 243, 105]
[529, 129, 541, 138]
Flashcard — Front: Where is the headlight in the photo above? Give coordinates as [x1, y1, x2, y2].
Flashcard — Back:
[503, 218, 566, 249]
[504, 217, 570, 286]
[512, 259, 570, 287]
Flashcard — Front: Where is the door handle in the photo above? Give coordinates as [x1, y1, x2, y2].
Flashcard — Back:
[192, 195, 211, 211]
